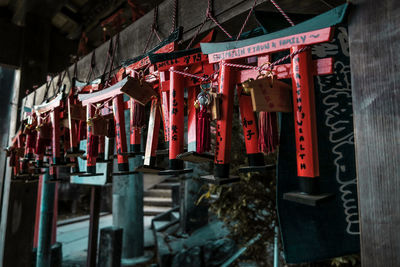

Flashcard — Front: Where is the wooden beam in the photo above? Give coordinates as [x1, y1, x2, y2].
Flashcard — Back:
[348, 0, 400, 266]
[0, 21, 22, 68]
[23, 0, 291, 107]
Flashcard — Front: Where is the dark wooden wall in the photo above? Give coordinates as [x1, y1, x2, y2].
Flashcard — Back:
[348, 0, 400, 266]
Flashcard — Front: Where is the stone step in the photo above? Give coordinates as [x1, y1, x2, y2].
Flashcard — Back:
[144, 197, 172, 207]
[154, 182, 180, 190]
[171, 211, 180, 220]
[163, 177, 179, 183]
[144, 189, 171, 198]
[153, 221, 170, 231]
[144, 206, 171, 216]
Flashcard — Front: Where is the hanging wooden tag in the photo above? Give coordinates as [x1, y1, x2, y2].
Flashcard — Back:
[210, 92, 222, 120]
[246, 76, 292, 112]
[120, 76, 157, 106]
[69, 104, 86, 121]
[36, 123, 52, 139]
[87, 116, 108, 136]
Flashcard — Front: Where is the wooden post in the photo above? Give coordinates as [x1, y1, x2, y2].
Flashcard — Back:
[169, 66, 184, 170]
[290, 46, 320, 194]
[98, 227, 123, 267]
[113, 95, 129, 171]
[348, 0, 400, 265]
[214, 61, 235, 178]
[36, 168, 56, 267]
[87, 186, 101, 267]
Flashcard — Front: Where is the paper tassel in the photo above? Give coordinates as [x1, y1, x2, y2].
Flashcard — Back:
[196, 106, 211, 154]
[258, 111, 279, 154]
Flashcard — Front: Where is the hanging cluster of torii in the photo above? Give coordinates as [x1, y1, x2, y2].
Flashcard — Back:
[5, 1, 348, 202]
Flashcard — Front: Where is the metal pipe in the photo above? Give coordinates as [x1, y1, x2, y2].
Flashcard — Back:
[36, 168, 56, 267]
[274, 226, 279, 267]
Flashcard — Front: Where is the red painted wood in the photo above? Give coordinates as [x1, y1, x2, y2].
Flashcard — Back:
[113, 94, 128, 170]
[238, 57, 333, 83]
[169, 66, 185, 161]
[156, 53, 208, 71]
[160, 91, 170, 143]
[208, 27, 333, 63]
[215, 61, 235, 165]
[86, 105, 97, 171]
[237, 86, 260, 155]
[129, 99, 141, 147]
[290, 46, 319, 178]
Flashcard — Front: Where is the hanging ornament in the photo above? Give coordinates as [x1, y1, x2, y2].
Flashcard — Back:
[196, 84, 212, 154]
[258, 111, 279, 154]
[132, 99, 146, 128]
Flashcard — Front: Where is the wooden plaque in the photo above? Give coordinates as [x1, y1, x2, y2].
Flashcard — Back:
[248, 77, 292, 112]
[120, 77, 157, 106]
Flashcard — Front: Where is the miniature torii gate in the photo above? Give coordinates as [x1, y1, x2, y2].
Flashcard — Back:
[148, 47, 217, 176]
[200, 3, 348, 202]
[76, 28, 182, 176]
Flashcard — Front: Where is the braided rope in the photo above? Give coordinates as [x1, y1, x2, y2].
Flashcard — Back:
[222, 46, 310, 71]
[270, 0, 294, 26]
[169, 69, 219, 82]
[236, 0, 258, 41]
[170, 0, 178, 34]
[186, 0, 232, 49]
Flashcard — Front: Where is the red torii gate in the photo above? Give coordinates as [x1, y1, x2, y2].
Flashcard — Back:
[201, 25, 335, 201]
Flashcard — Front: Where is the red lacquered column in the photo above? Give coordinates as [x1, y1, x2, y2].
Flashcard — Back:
[113, 95, 129, 172]
[214, 61, 235, 178]
[237, 86, 264, 166]
[169, 67, 185, 170]
[86, 105, 98, 173]
[130, 99, 141, 153]
[160, 91, 170, 143]
[290, 46, 320, 194]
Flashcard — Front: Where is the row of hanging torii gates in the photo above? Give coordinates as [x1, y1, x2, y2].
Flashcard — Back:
[0, 0, 398, 266]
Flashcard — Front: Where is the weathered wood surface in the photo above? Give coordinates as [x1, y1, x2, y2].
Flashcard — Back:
[348, 0, 400, 266]
[20, 0, 340, 110]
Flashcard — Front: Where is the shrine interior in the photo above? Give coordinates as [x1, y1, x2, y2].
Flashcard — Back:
[0, 0, 398, 266]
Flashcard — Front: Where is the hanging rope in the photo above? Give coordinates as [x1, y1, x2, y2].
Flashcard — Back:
[236, 0, 258, 41]
[186, 0, 232, 49]
[222, 46, 310, 71]
[86, 51, 96, 83]
[269, 0, 294, 26]
[143, 5, 162, 53]
[169, 68, 219, 83]
[170, 0, 178, 34]
[43, 76, 54, 103]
